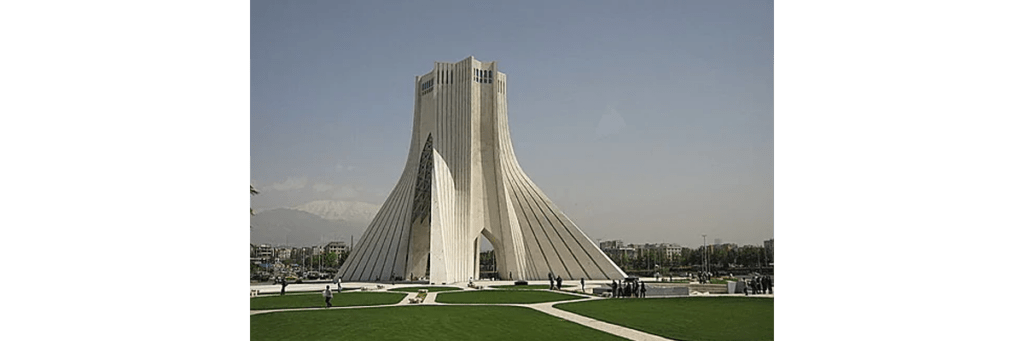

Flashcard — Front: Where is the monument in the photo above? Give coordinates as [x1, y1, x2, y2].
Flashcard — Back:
[336, 57, 626, 284]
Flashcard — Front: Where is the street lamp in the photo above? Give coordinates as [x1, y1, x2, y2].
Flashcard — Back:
[702, 234, 707, 274]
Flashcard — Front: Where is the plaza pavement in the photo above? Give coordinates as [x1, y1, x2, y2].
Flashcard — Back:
[251, 279, 773, 341]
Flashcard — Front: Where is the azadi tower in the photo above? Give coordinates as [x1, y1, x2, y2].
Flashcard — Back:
[336, 57, 626, 284]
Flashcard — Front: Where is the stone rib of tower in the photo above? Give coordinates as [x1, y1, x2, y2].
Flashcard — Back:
[336, 57, 626, 284]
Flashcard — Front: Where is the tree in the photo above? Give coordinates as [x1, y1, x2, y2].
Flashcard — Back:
[323, 251, 340, 268]
[337, 250, 350, 267]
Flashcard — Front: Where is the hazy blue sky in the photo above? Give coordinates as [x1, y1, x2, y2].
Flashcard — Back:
[251, 0, 773, 248]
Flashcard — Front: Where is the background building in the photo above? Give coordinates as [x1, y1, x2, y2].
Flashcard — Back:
[325, 241, 349, 254]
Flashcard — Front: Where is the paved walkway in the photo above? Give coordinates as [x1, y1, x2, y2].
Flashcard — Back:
[250, 280, 772, 340]
[422, 292, 438, 304]
[528, 301, 671, 341]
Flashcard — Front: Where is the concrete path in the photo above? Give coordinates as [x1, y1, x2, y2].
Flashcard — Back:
[528, 301, 672, 341]
[251, 283, 769, 340]
[422, 292, 438, 304]
[395, 292, 420, 306]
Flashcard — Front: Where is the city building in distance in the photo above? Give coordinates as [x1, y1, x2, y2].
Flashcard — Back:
[336, 57, 626, 284]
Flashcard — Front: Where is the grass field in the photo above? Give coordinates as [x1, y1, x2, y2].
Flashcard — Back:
[255, 288, 359, 297]
[251, 305, 626, 341]
[490, 284, 575, 290]
[388, 286, 463, 293]
[555, 297, 773, 341]
[435, 290, 584, 304]
[250, 292, 406, 310]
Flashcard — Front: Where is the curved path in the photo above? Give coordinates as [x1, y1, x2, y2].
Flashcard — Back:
[251, 288, 671, 341]
[251, 281, 773, 341]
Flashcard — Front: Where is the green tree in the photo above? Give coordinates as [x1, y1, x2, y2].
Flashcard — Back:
[338, 250, 350, 267]
[323, 251, 340, 268]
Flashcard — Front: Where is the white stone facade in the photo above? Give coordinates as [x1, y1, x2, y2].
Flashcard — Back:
[336, 57, 626, 284]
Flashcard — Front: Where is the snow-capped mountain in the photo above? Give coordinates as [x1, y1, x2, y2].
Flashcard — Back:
[250, 200, 382, 246]
[291, 200, 380, 222]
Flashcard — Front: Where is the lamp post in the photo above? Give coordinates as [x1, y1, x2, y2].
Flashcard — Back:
[702, 235, 708, 275]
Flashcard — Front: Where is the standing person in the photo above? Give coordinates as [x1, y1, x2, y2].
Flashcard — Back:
[323, 285, 333, 308]
[743, 279, 750, 296]
[334, 277, 342, 293]
[556, 276, 563, 290]
[548, 273, 555, 290]
[640, 281, 647, 298]
[279, 277, 288, 296]
[611, 280, 618, 298]
[767, 276, 773, 294]
[580, 278, 585, 293]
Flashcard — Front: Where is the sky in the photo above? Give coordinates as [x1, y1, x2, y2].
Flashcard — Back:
[251, 0, 773, 248]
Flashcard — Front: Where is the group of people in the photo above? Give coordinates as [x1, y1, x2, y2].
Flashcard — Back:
[272, 274, 344, 307]
[744, 275, 773, 295]
[548, 273, 563, 290]
[543, 273, 589, 294]
[695, 271, 715, 284]
[610, 280, 646, 298]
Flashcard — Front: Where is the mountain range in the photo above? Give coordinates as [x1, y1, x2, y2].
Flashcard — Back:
[250, 200, 381, 247]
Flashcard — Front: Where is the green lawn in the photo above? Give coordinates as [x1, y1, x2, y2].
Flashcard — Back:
[251, 305, 626, 341]
[435, 290, 584, 304]
[255, 288, 358, 297]
[490, 284, 575, 290]
[555, 297, 773, 341]
[388, 286, 463, 293]
[250, 292, 405, 310]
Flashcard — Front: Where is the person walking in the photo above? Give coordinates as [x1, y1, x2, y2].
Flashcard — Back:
[611, 280, 618, 298]
[640, 281, 647, 298]
[548, 273, 555, 290]
[323, 285, 333, 308]
[279, 277, 288, 296]
[580, 278, 585, 293]
[556, 276, 563, 290]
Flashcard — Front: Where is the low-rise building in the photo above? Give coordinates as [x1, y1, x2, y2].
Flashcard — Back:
[255, 244, 274, 263]
[325, 241, 349, 254]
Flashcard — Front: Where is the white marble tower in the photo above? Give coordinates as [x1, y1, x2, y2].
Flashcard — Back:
[336, 57, 626, 284]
